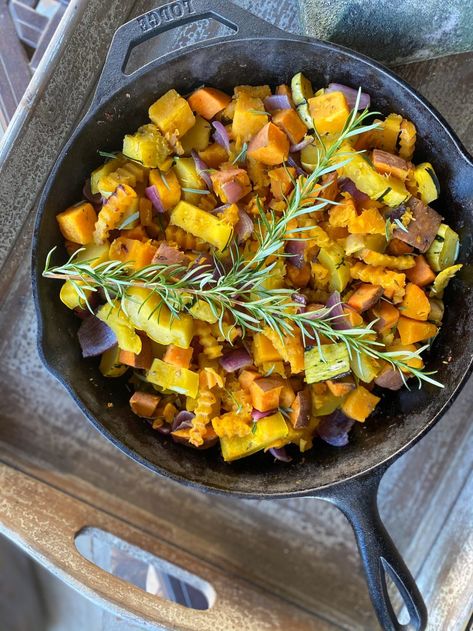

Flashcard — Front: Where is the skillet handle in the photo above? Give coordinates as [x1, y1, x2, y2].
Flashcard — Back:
[92, 0, 288, 107]
[314, 471, 427, 631]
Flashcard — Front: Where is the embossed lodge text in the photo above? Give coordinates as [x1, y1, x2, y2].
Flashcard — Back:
[137, 0, 195, 32]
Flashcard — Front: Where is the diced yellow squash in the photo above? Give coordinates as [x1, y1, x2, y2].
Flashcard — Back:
[220, 412, 288, 461]
[350, 354, 381, 383]
[149, 168, 181, 211]
[122, 123, 171, 168]
[318, 244, 351, 292]
[312, 388, 346, 416]
[124, 287, 194, 349]
[180, 115, 211, 154]
[170, 200, 233, 251]
[99, 346, 128, 377]
[59, 243, 110, 310]
[146, 358, 199, 398]
[91, 155, 125, 194]
[397, 317, 437, 345]
[56, 202, 97, 245]
[234, 85, 272, 99]
[149, 89, 195, 139]
[308, 91, 350, 135]
[413, 162, 440, 205]
[232, 93, 268, 142]
[96, 301, 142, 354]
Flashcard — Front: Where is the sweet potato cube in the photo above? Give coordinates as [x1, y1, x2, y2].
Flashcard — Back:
[308, 91, 350, 135]
[149, 89, 195, 138]
[370, 301, 400, 333]
[250, 377, 283, 412]
[326, 378, 356, 397]
[400, 283, 431, 321]
[397, 317, 438, 345]
[347, 283, 383, 312]
[272, 109, 307, 144]
[341, 386, 380, 423]
[130, 391, 161, 418]
[387, 238, 414, 256]
[149, 168, 181, 211]
[56, 202, 97, 244]
[269, 166, 296, 199]
[120, 333, 153, 369]
[343, 306, 365, 327]
[405, 255, 436, 287]
[188, 87, 231, 120]
[289, 389, 311, 429]
[163, 345, 193, 370]
[238, 369, 260, 391]
[372, 149, 410, 181]
[247, 122, 290, 165]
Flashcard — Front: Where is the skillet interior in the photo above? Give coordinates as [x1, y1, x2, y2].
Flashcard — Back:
[33, 37, 473, 497]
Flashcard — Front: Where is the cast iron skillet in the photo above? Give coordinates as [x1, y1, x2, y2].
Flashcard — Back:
[32, 1, 473, 629]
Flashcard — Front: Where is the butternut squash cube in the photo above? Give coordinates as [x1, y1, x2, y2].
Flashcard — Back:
[400, 283, 430, 321]
[247, 122, 290, 165]
[109, 237, 157, 270]
[149, 89, 195, 139]
[180, 115, 212, 154]
[173, 157, 206, 204]
[341, 386, 380, 423]
[220, 411, 288, 462]
[397, 317, 437, 345]
[308, 91, 350, 135]
[91, 155, 125, 194]
[56, 202, 97, 245]
[170, 201, 233, 251]
[198, 143, 228, 169]
[252, 333, 282, 365]
[232, 93, 268, 142]
[59, 243, 110, 310]
[268, 166, 296, 199]
[123, 124, 171, 168]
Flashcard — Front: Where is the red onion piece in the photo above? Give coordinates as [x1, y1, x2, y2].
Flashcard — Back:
[287, 155, 307, 176]
[269, 447, 293, 462]
[145, 185, 165, 213]
[252, 408, 276, 421]
[263, 94, 292, 112]
[235, 208, 254, 243]
[285, 239, 306, 269]
[292, 293, 307, 306]
[83, 179, 102, 206]
[77, 316, 117, 357]
[222, 180, 245, 203]
[219, 348, 253, 373]
[212, 121, 230, 152]
[290, 137, 314, 153]
[191, 150, 213, 191]
[338, 177, 369, 206]
[326, 83, 370, 110]
[172, 411, 195, 432]
[210, 203, 230, 214]
[317, 410, 354, 447]
[325, 291, 351, 330]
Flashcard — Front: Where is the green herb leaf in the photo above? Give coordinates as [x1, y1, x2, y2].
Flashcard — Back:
[118, 211, 140, 229]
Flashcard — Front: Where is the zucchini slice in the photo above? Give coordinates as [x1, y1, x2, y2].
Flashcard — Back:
[291, 72, 314, 129]
[414, 162, 440, 204]
[426, 224, 460, 271]
[304, 343, 350, 384]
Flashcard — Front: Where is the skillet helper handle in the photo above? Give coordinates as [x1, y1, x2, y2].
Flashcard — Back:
[316, 472, 427, 631]
[93, 0, 287, 107]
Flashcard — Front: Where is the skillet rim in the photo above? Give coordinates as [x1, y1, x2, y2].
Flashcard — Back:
[31, 32, 473, 499]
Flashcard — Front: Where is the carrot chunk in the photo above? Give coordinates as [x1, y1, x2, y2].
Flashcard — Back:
[347, 283, 384, 312]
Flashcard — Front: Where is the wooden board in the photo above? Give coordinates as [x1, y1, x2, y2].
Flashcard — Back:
[0, 1, 472, 630]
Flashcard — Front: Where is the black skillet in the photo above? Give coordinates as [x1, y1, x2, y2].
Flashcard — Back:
[32, 2, 473, 629]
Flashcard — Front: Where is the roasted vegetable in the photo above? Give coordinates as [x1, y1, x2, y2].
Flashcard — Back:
[247, 122, 290, 165]
[397, 317, 437, 345]
[430, 264, 463, 298]
[290, 72, 314, 129]
[400, 283, 431, 321]
[304, 343, 351, 384]
[250, 377, 284, 412]
[59, 243, 109, 310]
[220, 412, 288, 461]
[149, 89, 195, 140]
[393, 197, 442, 253]
[180, 115, 212, 154]
[170, 200, 233, 251]
[318, 244, 351, 292]
[308, 91, 350, 135]
[413, 162, 440, 204]
[341, 386, 380, 422]
[187, 87, 231, 120]
[56, 202, 97, 245]
[147, 358, 199, 398]
[123, 124, 171, 168]
[96, 301, 142, 354]
[426, 224, 460, 271]
[99, 345, 128, 377]
[124, 287, 194, 349]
